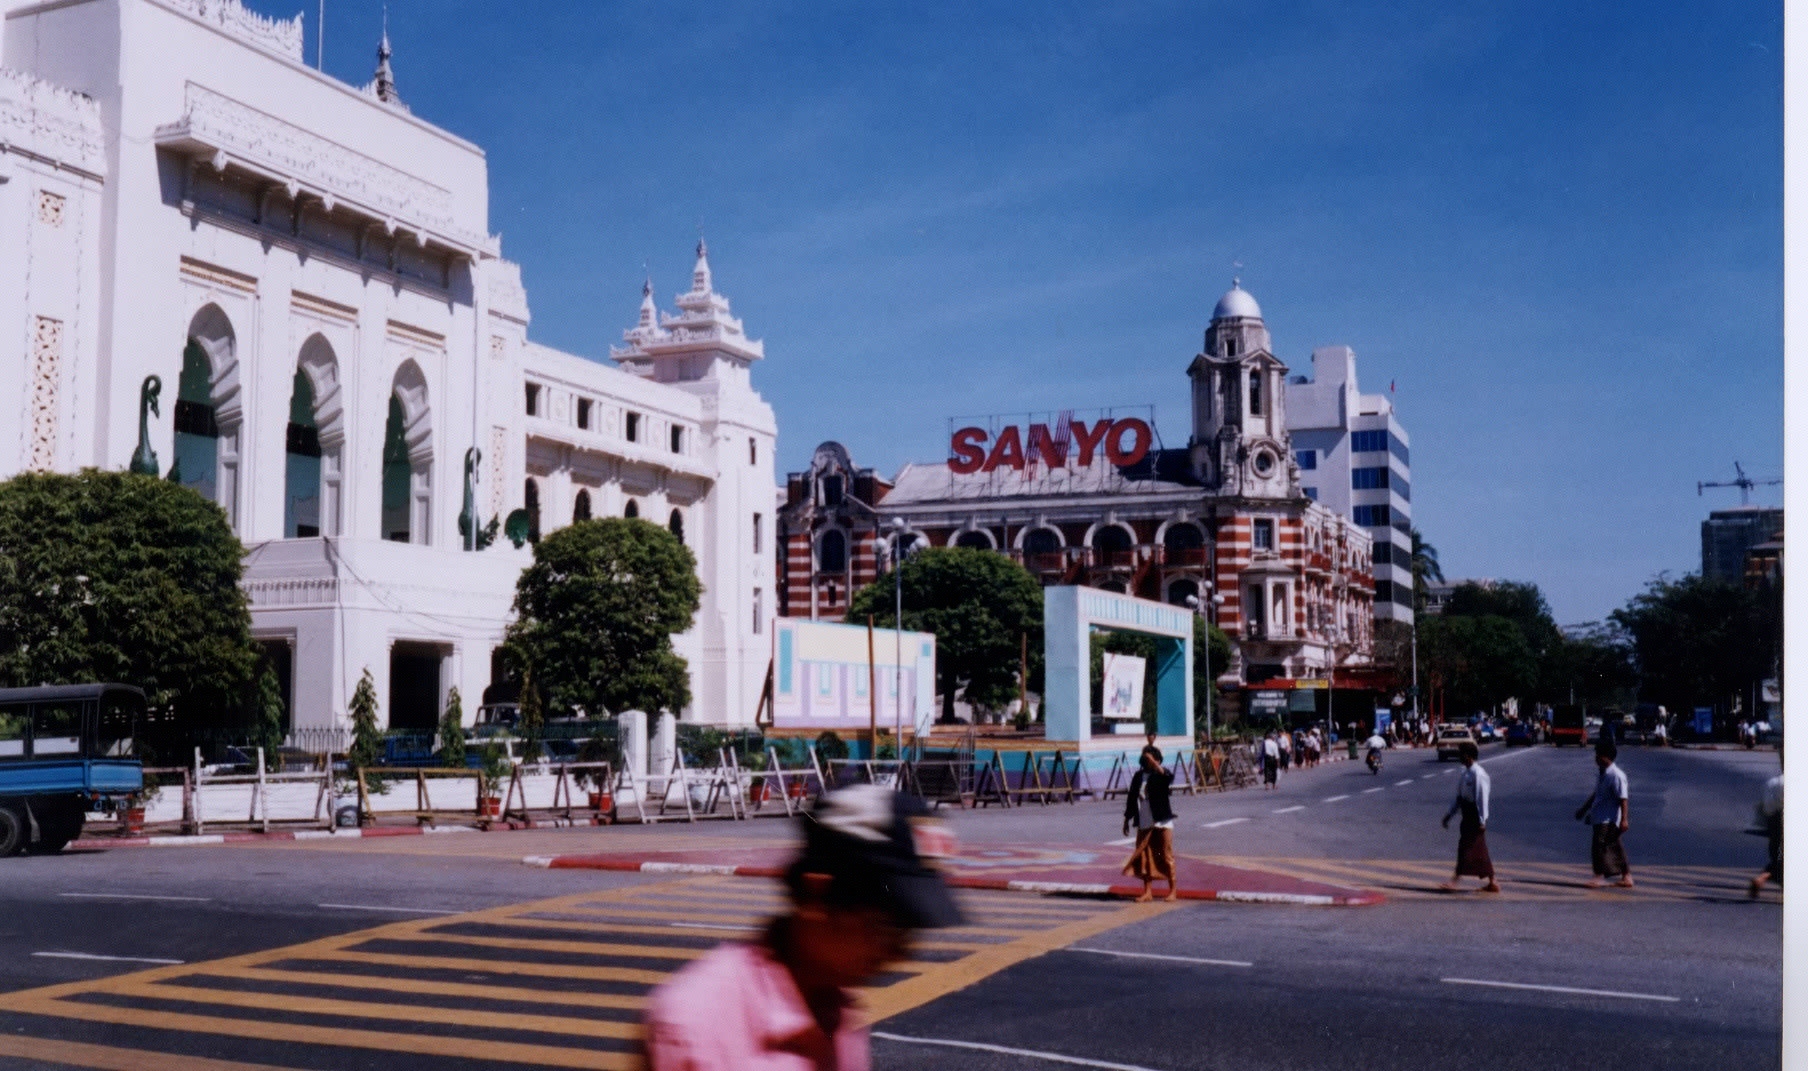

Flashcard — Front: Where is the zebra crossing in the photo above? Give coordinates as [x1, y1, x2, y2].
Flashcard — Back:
[0, 876, 1164, 1070]
[1200, 855, 1764, 903]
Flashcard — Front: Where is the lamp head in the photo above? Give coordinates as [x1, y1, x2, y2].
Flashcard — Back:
[1184, 594, 1201, 610]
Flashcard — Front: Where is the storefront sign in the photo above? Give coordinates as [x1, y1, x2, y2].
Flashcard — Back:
[948, 418, 1153, 475]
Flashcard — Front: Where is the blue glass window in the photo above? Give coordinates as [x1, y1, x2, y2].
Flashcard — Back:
[1353, 504, 1392, 527]
[1352, 467, 1390, 490]
[1296, 449, 1317, 471]
[1303, 487, 1318, 501]
[1350, 429, 1387, 453]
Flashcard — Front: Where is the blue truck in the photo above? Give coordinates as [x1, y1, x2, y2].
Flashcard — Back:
[0, 684, 144, 855]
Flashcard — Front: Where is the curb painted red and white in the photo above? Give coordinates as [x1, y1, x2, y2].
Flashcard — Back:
[68, 816, 596, 852]
[518, 855, 1381, 907]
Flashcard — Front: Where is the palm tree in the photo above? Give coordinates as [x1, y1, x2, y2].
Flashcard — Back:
[1410, 528, 1444, 613]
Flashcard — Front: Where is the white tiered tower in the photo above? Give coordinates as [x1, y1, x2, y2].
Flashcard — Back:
[612, 242, 778, 723]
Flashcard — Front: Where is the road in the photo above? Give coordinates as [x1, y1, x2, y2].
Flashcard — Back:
[0, 743, 1780, 1069]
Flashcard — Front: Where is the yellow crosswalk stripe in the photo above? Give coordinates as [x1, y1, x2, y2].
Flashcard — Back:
[1198, 856, 1759, 901]
[3, 876, 1152, 1069]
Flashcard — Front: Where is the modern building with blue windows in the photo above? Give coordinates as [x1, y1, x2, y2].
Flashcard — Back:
[1285, 347, 1414, 626]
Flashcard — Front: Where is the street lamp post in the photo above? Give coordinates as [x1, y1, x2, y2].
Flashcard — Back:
[889, 518, 907, 760]
[1185, 586, 1224, 743]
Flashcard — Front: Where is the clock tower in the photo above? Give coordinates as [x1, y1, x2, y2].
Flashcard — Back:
[1187, 281, 1299, 500]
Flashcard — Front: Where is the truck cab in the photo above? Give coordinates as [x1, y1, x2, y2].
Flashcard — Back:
[0, 684, 145, 854]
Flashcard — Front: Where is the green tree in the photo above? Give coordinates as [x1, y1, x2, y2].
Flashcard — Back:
[347, 668, 383, 770]
[1420, 613, 1536, 718]
[248, 664, 285, 761]
[507, 518, 702, 719]
[1194, 614, 1234, 735]
[438, 686, 467, 769]
[847, 547, 1043, 723]
[1409, 528, 1444, 613]
[1610, 573, 1780, 723]
[0, 470, 258, 755]
[518, 663, 544, 763]
[1546, 621, 1637, 710]
[1433, 580, 1563, 707]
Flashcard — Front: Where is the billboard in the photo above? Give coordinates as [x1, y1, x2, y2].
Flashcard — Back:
[1100, 652, 1147, 720]
[771, 619, 936, 736]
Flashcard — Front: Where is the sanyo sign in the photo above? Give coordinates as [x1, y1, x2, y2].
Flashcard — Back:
[948, 417, 1154, 475]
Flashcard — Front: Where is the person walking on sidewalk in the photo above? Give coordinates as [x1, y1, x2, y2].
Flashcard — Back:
[1260, 732, 1280, 789]
[643, 784, 963, 1070]
[1575, 740, 1634, 888]
[1440, 742, 1500, 893]
[1750, 750, 1783, 899]
[1122, 745, 1179, 902]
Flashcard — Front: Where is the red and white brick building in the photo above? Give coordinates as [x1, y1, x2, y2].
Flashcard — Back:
[776, 283, 1374, 692]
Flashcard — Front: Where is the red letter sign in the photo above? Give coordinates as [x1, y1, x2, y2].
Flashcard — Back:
[984, 425, 1025, 472]
[1105, 418, 1152, 467]
[1070, 419, 1112, 468]
[949, 427, 989, 474]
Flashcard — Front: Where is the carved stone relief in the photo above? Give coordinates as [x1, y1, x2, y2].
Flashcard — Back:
[36, 191, 65, 228]
[29, 317, 62, 470]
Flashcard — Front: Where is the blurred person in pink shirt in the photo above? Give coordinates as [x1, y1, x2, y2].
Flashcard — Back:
[643, 784, 964, 1070]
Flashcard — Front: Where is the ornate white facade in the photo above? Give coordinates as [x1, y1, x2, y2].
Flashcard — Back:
[0, 0, 778, 733]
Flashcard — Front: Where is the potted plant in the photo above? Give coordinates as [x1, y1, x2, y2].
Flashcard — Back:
[743, 750, 772, 802]
[574, 736, 614, 816]
[478, 744, 508, 818]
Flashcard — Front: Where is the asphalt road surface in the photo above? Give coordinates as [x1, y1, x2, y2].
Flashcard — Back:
[0, 743, 1779, 1070]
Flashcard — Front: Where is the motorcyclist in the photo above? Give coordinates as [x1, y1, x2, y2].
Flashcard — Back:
[1364, 730, 1388, 773]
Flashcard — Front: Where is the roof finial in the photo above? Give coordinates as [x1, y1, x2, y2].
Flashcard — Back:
[691, 230, 712, 294]
[372, 5, 402, 105]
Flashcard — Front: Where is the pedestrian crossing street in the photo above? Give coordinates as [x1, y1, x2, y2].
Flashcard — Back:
[0, 876, 1166, 1071]
[1202, 855, 1765, 903]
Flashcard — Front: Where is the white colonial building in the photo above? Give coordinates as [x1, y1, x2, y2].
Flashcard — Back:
[0, 0, 777, 734]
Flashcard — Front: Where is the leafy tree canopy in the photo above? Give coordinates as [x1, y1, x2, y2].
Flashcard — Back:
[0, 470, 257, 754]
[1419, 613, 1536, 718]
[507, 518, 701, 719]
[848, 547, 1043, 722]
[1609, 573, 1779, 718]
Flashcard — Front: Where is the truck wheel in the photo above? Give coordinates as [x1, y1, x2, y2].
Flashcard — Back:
[26, 800, 82, 854]
[0, 806, 23, 856]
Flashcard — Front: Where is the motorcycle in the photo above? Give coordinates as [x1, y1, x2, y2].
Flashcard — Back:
[1365, 749, 1382, 775]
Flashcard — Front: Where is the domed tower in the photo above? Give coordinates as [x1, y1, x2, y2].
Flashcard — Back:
[1187, 281, 1298, 499]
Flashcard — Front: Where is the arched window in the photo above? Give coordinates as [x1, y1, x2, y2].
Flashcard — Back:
[1167, 578, 1199, 607]
[573, 489, 592, 523]
[668, 508, 684, 545]
[624, 498, 639, 519]
[290, 334, 344, 537]
[284, 368, 322, 538]
[955, 530, 992, 550]
[1249, 370, 1264, 416]
[380, 362, 432, 544]
[174, 337, 220, 502]
[381, 396, 411, 542]
[524, 478, 541, 543]
[1092, 525, 1133, 554]
[1024, 527, 1061, 555]
[1163, 523, 1204, 550]
[818, 529, 847, 574]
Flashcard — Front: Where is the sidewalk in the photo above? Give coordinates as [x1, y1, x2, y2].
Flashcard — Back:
[524, 840, 1384, 906]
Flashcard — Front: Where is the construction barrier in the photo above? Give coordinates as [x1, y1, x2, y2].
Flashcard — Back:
[190, 748, 338, 834]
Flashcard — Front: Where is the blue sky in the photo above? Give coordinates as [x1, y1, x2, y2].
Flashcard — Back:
[285, 0, 1780, 625]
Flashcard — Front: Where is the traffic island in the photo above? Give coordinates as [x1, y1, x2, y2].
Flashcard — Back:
[523, 841, 1384, 906]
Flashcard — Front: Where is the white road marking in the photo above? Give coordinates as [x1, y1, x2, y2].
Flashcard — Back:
[1273, 806, 1305, 814]
[671, 921, 761, 932]
[1323, 795, 1350, 802]
[58, 892, 210, 903]
[1441, 977, 1679, 1003]
[1479, 748, 1540, 766]
[318, 903, 462, 915]
[33, 951, 185, 965]
[1363, 787, 1385, 794]
[1421, 774, 1437, 780]
[1069, 947, 1253, 968]
[1105, 836, 1136, 846]
[1394, 779, 1415, 786]
[874, 1031, 1165, 1070]
[1202, 817, 1250, 829]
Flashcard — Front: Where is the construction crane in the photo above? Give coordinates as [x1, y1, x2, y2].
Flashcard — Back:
[1697, 462, 1781, 507]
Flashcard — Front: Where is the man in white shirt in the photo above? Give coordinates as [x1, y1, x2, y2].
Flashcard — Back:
[1750, 753, 1783, 898]
[1440, 742, 1499, 893]
[1575, 740, 1633, 888]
